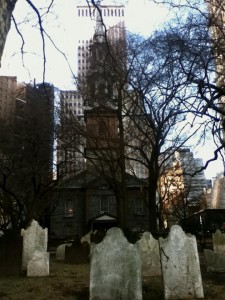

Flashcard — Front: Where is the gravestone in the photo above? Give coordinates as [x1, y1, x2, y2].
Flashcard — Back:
[204, 249, 225, 272]
[90, 227, 142, 300]
[159, 225, 204, 300]
[27, 250, 49, 276]
[56, 243, 72, 262]
[204, 230, 225, 272]
[0, 232, 22, 276]
[90, 229, 106, 244]
[21, 219, 48, 271]
[65, 238, 90, 264]
[80, 232, 91, 244]
[212, 229, 225, 252]
[138, 232, 161, 277]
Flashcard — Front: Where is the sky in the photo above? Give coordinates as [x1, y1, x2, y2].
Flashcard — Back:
[0, 0, 168, 89]
[0, 0, 224, 179]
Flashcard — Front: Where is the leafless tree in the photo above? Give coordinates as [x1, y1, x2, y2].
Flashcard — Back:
[152, 0, 225, 168]
[118, 32, 215, 231]
[58, 24, 212, 232]
[1, 0, 222, 233]
[159, 155, 208, 227]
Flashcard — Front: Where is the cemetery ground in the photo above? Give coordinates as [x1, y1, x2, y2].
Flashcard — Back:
[1, 250, 225, 300]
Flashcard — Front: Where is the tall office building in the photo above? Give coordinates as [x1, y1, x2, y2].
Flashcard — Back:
[0, 76, 17, 122]
[76, 2, 125, 80]
[160, 148, 208, 219]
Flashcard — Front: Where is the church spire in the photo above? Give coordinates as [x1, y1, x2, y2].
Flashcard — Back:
[93, 0, 105, 43]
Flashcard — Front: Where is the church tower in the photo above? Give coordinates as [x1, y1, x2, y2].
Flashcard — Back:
[84, 0, 120, 174]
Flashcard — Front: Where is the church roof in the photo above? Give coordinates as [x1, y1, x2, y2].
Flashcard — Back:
[57, 170, 147, 190]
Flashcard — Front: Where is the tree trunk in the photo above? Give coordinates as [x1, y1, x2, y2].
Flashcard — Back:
[0, 0, 17, 66]
[148, 175, 158, 233]
[117, 86, 128, 230]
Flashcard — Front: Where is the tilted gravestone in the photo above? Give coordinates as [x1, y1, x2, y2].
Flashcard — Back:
[56, 243, 72, 262]
[204, 248, 225, 272]
[90, 227, 142, 300]
[138, 232, 161, 277]
[27, 250, 49, 276]
[159, 225, 204, 300]
[212, 229, 225, 253]
[21, 219, 48, 272]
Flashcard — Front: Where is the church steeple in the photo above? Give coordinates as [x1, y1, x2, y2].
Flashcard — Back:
[93, 0, 105, 44]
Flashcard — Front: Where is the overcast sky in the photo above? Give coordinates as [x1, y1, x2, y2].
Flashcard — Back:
[0, 0, 223, 179]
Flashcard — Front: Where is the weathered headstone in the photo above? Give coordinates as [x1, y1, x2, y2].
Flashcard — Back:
[65, 239, 90, 264]
[159, 225, 204, 300]
[21, 219, 48, 271]
[27, 250, 49, 277]
[212, 229, 225, 252]
[138, 232, 161, 277]
[90, 227, 142, 300]
[204, 248, 225, 272]
[56, 243, 72, 262]
[204, 230, 225, 272]
[80, 232, 91, 244]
